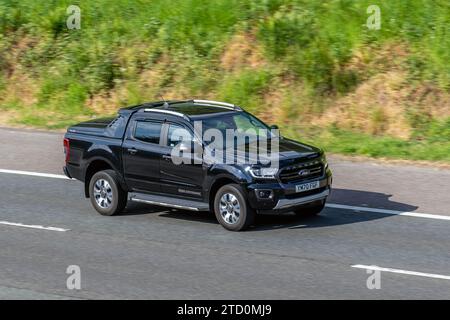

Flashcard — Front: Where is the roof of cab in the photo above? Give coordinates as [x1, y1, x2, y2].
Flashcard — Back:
[119, 100, 241, 118]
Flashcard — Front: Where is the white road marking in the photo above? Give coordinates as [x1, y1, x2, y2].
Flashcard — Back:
[1, 168, 449, 222]
[0, 169, 69, 180]
[0, 221, 69, 232]
[326, 203, 450, 221]
[352, 264, 450, 281]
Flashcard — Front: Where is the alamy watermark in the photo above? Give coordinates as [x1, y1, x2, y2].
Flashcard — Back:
[366, 5, 381, 30]
[66, 5, 81, 30]
[66, 265, 81, 290]
[366, 268, 381, 290]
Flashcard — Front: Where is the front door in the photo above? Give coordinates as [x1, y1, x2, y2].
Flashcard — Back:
[159, 122, 204, 199]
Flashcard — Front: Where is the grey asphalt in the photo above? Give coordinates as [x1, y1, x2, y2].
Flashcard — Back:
[0, 127, 449, 299]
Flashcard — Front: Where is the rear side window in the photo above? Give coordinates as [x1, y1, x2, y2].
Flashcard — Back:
[134, 121, 162, 144]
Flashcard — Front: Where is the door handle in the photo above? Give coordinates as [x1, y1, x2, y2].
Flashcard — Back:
[127, 148, 138, 155]
[162, 154, 172, 161]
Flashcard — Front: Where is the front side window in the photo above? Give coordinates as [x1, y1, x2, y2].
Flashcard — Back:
[134, 121, 162, 144]
[167, 124, 193, 147]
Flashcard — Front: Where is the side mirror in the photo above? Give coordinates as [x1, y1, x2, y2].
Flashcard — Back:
[179, 142, 189, 152]
[173, 141, 203, 164]
[182, 139, 203, 159]
[179, 141, 203, 154]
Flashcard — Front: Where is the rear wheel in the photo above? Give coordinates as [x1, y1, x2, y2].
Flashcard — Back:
[89, 170, 127, 216]
[293, 200, 325, 217]
[214, 184, 255, 231]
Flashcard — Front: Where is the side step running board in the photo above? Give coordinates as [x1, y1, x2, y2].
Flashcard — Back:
[129, 193, 210, 211]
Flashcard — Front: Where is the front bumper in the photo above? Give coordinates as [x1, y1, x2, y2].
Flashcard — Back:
[246, 168, 332, 213]
[273, 188, 329, 210]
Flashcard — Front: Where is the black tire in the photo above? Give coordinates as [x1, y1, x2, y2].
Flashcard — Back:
[293, 200, 325, 217]
[214, 184, 255, 231]
[89, 170, 127, 216]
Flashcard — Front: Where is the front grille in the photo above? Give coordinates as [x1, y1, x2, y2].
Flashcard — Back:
[279, 160, 323, 184]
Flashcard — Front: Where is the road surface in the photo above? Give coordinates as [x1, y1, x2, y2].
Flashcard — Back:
[0, 127, 449, 299]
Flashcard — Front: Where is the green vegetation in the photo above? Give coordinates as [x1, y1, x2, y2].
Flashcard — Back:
[290, 125, 450, 162]
[0, 0, 449, 162]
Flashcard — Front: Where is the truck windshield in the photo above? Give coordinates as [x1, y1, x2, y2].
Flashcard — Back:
[199, 112, 275, 144]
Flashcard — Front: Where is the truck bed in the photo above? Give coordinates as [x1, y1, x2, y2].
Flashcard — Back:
[67, 115, 129, 139]
[67, 117, 116, 137]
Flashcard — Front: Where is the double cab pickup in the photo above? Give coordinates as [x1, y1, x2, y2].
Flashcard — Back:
[64, 100, 332, 231]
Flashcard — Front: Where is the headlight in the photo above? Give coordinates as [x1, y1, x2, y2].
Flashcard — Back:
[248, 167, 279, 179]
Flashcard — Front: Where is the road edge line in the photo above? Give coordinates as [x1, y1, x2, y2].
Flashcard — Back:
[352, 264, 450, 280]
[0, 169, 69, 180]
[326, 203, 450, 221]
[0, 220, 70, 232]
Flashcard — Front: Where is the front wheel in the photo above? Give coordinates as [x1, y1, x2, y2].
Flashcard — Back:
[89, 170, 127, 216]
[214, 184, 255, 231]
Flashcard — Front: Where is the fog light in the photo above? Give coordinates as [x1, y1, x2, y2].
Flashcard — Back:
[256, 190, 273, 199]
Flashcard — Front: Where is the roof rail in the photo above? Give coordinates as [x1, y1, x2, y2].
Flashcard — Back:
[121, 99, 243, 117]
[193, 100, 242, 111]
[193, 100, 234, 107]
[143, 108, 186, 118]
[122, 100, 191, 111]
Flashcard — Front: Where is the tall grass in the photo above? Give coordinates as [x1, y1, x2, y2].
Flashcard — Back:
[0, 0, 449, 160]
[1, 0, 449, 94]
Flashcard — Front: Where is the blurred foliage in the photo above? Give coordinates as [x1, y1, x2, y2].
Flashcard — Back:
[295, 125, 450, 162]
[218, 70, 273, 113]
[0, 0, 449, 161]
[1, 0, 448, 93]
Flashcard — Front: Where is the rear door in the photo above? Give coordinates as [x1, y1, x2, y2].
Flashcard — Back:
[159, 121, 205, 199]
[122, 117, 165, 193]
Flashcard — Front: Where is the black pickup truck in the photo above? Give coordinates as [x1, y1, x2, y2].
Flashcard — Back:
[63, 100, 332, 231]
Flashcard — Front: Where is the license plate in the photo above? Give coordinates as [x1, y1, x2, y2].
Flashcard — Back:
[295, 181, 320, 193]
